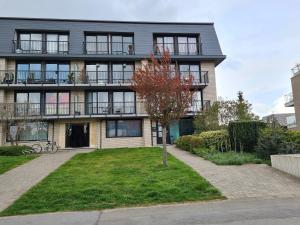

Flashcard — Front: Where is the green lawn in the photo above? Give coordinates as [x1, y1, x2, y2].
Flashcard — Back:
[0, 155, 37, 175]
[0, 147, 223, 216]
[193, 148, 266, 165]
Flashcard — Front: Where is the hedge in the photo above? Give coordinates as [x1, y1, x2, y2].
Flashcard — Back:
[228, 121, 266, 152]
[0, 145, 31, 156]
[175, 130, 229, 152]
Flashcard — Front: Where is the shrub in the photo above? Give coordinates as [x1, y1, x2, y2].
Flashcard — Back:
[193, 147, 217, 157]
[175, 135, 193, 151]
[0, 145, 31, 156]
[197, 130, 230, 151]
[255, 128, 300, 159]
[175, 130, 229, 152]
[228, 121, 266, 152]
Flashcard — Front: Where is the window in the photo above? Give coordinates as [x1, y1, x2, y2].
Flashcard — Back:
[86, 63, 109, 84]
[179, 64, 200, 82]
[85, 34, 134, 55]
[155, 36, 174, 54]
[189, 91, 202, 112]
[16, 63, 42, 83]
[45, 63, 70, 84]
[178, 37, 198, 55]
[107, 120, 142, 138]
[16, 92, 41, 116]
[45, 92, 69, 115]
[113, 92, 135, 114]
[46, 34, 68, 54]
[86, 92, 109, 114]
[18, 33, 42, 53]
[9, 122, 48, 141]
[112, 63, 134, 83]
[154, 35, 199, 55]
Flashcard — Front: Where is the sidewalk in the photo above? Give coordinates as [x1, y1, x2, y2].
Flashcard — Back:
[167, 146, 300, 199]
[1, 197, 300, 225]
[0, 149, 92, 212]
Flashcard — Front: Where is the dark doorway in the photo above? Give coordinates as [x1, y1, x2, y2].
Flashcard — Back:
[66, 123, 89, 148]
[156, 122, 171, 145]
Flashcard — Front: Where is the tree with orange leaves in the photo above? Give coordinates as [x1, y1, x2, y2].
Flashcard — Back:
[132, 50, 194, 166]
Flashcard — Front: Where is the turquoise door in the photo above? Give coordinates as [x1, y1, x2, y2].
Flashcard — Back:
[169, 121, 180, 144]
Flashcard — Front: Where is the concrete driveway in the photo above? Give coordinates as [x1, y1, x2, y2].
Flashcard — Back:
[168, 146, 300, 199]
[0, 197, 300, 225]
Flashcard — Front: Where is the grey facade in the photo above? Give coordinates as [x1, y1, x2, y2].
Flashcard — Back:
[0, 17, 225, 148]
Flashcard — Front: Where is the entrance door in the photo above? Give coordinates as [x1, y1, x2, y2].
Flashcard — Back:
[65, 123, 89, 148]
[169, 121, 179, 144]
[156, 122, 171, 145]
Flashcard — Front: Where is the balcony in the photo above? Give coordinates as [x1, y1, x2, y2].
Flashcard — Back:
[0, 70, 209, 87]
[285, 93, 294, 107]
[84, 42, 134, 55]
[0, 70, 133, 86]
[12, 40, 69, 54]
[154, 43, 202, 56]
[0, 100, 206, 119]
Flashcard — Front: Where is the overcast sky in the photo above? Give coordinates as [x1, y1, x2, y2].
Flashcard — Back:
[0, 0, 299, 117]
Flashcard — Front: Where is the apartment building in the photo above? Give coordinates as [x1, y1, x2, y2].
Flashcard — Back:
[0, 17, 225, 149]
[285, 64, 300, 130]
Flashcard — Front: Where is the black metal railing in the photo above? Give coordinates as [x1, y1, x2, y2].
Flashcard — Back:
[0, 70, 134, 85]
[0, 100, 207, 118]
[12, 40, 69, 54]
[154, 42, 202, 55]
[0, 101, 146, 118]
[84, 41, 134, 55]
[181, 71, 209, 85]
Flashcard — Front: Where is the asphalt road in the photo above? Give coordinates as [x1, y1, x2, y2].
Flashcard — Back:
[1, 197, 300, 225]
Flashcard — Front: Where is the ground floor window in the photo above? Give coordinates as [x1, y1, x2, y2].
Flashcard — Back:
[8, 121, 48, 141]
[107, 120, 142, 138]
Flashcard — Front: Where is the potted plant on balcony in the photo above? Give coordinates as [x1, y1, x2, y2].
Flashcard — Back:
[68, 72, 74, 84]
[27, 72, 35, 84]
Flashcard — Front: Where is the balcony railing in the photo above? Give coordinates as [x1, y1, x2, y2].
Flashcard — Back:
[0, 70, 133, 85]
[154, 43, 202, 55]
[12, 40, 69, 54]
[0, 100, 206, 119]
[0, 70, 209, 86]
[84, 42, 134, 55]
[284, 93, 294, 107]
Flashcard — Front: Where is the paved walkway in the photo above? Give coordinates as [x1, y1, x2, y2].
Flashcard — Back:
[1, 197, 300, 225]
[168, 146, 300, 199]
[0, 149, 93, 212]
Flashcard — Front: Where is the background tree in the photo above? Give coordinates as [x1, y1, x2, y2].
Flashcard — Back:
[235, 91, 257, 121]
[132, 51, 194, 166]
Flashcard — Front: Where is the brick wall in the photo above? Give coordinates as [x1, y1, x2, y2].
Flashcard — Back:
[201, 61, 217, 103]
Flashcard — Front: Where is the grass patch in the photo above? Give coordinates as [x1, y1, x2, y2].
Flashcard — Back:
[193, 148, 267, 165]
[0, 147, 222, 216]
[0, 155, 37, 175]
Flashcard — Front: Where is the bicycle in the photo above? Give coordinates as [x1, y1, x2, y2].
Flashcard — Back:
[43, 141, 59, 153]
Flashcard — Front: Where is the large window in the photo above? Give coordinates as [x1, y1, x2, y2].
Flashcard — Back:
[86, 92, 109, 114]
[46, 34, 68, 54]
[16, 92, 41, 116]
[189, 91, 202, 112]
[112, 63, 134, 83]
[9, 122, 48, 141]
[155, 36, 174, 54]
[45, 92, 70, 115]
[85, 34, 134, 55]
[113, 92, 135, 114]
[86, 63, 109, 84]
[16, 33, 69, 54]
[179, 64, 200, 82]
[154, 35, 199, 55]
[107, 120, 142, 138]
[178, 37, 198, 55]
[18, 33, 42, 53]
[16, 63, 42, 83]
[45, 63, 70, 84]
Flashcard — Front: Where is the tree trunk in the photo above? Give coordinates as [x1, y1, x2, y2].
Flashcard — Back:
[162, 125, 168, 167]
